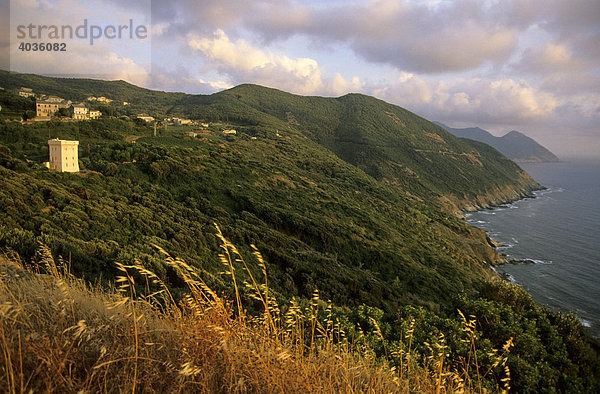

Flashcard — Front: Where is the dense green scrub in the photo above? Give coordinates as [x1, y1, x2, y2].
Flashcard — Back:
[0, 71, 597, 390]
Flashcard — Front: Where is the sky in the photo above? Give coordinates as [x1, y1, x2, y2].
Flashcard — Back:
[2, 0, 600, 158]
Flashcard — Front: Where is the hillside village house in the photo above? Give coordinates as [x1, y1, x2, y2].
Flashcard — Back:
[47, 139, 79, 172]
[222, 129, 237, 135]
[71, 103, 89, 120]
[36, 96, 70, 118]
[171, 117, 193, 125]
[87, 96, 113, 103]
[137, 114, 155, 122]
[36, 100, 59, 117]
[89, 110, 101, 119]
[18, 87, 35, 97]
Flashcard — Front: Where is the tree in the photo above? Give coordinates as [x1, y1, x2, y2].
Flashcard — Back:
[22, 110, 36, 121]
[56, 108, 70, 117]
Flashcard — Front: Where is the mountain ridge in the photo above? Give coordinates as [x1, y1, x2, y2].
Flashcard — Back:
[0, 70, 542, 214]
[0, 70, 541, 307]
[1, 70, 598, 392]
[207, 84, 541, 213]
[436, 121, 560, 163]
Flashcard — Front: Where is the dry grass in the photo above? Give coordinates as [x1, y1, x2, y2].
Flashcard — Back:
[0, 226, 511, 393]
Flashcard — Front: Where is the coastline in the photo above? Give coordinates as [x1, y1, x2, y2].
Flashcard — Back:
[464, 187, 547, 267]
[462, 170, 600, 339]
[440, 170, 544, 218]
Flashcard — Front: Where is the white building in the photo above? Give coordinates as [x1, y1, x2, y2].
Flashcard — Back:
[172, 117, 193, 125]
[72, 103, 89, 120]
[137, 114, 155, 122]
[48, 139, 79, 172]
[36, 96, 70, 118]
[18, 87, 35, 97]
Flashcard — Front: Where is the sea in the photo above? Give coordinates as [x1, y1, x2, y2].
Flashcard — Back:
[464, 160, 600, 338]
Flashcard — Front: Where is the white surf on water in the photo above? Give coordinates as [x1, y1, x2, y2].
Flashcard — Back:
[467, 160, 600, 338]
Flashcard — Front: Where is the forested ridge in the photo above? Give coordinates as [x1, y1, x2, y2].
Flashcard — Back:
[0, 71, 597, 391]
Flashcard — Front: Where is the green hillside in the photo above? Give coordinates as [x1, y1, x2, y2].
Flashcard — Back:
[0, 112, 497, 311]
[1, 72, 540, 212]
[0, 71, 542, 309]
[201, 85, 540, 212]
[0, 71, 597, 391]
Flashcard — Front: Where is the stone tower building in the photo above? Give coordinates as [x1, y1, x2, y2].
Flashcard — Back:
[48, 139, 79, 172]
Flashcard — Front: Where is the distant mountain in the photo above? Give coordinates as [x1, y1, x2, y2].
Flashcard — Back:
[435, 122, 559, 163]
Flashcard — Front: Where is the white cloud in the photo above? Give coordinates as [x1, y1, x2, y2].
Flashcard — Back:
[375, 75, 558, 124]
[188, 29, 363, 96]
[518, 42, 582, 73]
[327, 73, 364, 96]
[146, 66, 230, 94]
[151, 22, 170, 37]
[9, 0, 151, 80]
[241, 0, 522, 73]
[10, 40, 150, 86]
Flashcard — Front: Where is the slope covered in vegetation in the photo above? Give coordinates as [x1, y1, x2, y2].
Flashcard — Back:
[0, 116, 496, 312]
[1, 234, 597, 392]
[200, 85, 540, 212]
[0, 71, 598, 391]
[1, 71, 540, 213]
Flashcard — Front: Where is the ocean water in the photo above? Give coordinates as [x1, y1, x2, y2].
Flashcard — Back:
[465, 160, 600, 338]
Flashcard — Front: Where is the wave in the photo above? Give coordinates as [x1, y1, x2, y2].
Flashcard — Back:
[533, 187, 564, 199]
[530, 259, 553, 265]
[503, 272, 518, 285]
[580, 318, 592, 328]
[496, 243, 515, 250]
[495, 237, 518, 250]
[509, 258, 553, 265]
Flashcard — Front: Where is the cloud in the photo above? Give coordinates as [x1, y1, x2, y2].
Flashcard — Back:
[518, 43, 578, 73]
[188, 29, 362, 96]
[541, 73, 600, 95]
[143, 0, 599, 77]
[143, 0, 523, 74]
[327, 73, 364, 96]
[9, 40, 150, 86]
[375, 74, 558, 124]
[8, 0, 152, 82]
[243, 0, 521, 73]
[188, 29, 323, 95]
[146, 64, 232, 94]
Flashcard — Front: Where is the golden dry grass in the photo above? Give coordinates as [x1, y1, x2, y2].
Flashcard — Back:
[0, 227, 511, 393]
